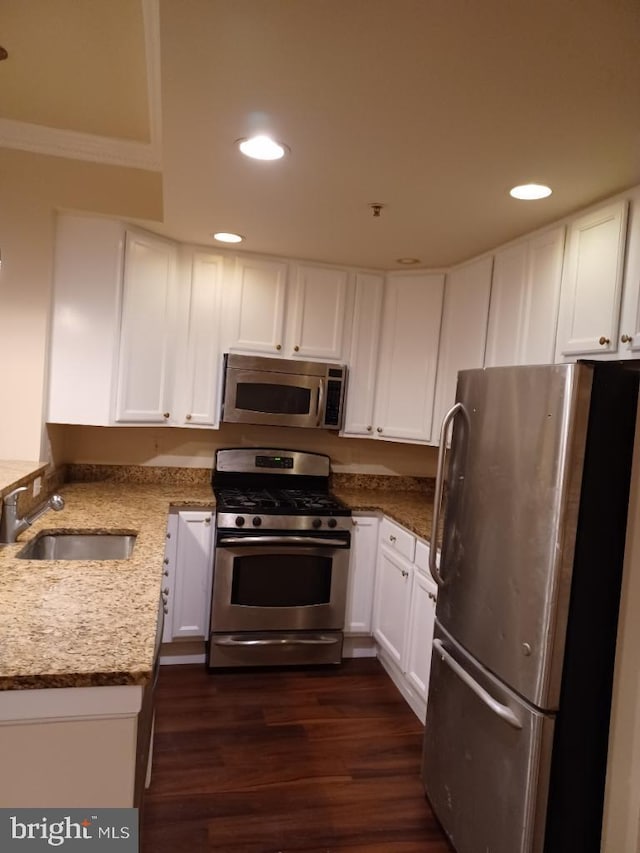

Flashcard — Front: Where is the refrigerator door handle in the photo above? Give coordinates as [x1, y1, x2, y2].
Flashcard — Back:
[430, 402, 464, 586]
[433, 639, 523, 730]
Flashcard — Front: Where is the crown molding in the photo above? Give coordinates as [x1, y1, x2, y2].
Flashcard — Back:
[0, 0, 162, 172]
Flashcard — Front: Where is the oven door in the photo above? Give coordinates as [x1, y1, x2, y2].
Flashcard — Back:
[222, 368, 323, 428]
[211, 535, 350, 632]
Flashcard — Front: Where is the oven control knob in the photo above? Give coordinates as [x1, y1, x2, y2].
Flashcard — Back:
[252, 516, 262, 527]
[312, 518, 322, 529]
[235, 516, 245, 527]
[328, 518, 337, 529]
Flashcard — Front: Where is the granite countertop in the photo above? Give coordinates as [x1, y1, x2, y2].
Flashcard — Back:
[0, 481, 214, 691]
[333, 486, 436, 543]
[0, 472, 437, 693]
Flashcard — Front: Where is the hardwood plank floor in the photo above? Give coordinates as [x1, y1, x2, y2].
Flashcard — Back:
[142, 658, 453, 853]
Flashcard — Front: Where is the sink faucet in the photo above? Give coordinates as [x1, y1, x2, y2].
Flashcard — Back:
[0, 487, 66, 544]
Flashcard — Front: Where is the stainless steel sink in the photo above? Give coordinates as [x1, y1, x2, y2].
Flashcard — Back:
[16, 532, 137, 561]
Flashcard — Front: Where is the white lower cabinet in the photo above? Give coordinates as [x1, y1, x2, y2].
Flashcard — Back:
[344, 515, 379, 634]
[161, 509, 214, 646]
[372, 518, 438, 722]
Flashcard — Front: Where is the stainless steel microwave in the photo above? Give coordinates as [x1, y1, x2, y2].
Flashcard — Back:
[221, 353, 346, 429]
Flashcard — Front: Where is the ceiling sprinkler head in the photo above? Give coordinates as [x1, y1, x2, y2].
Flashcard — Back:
[369, 203, 385, 218]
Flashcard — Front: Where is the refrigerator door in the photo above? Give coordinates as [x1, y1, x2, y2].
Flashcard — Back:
[435, 363, 592, 710]
[422, 623, 554, 853]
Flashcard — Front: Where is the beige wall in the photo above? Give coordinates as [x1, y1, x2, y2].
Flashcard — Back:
[0, 148, 162, 462]
[48, 421, 439, 476]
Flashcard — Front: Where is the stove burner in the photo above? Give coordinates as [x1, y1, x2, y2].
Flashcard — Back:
[215, 487, 349, 515]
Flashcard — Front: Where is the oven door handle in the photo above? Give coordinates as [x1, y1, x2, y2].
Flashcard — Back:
[217, 535, 348, 547]
[214, 635, 341, 647]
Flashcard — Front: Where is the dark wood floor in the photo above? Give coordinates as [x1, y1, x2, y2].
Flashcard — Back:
[141, 658, 453, 853]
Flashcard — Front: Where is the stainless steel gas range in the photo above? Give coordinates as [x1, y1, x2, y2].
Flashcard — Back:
[208, 448, 352, 668]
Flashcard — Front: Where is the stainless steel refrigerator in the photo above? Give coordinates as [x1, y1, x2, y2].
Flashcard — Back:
[421, 362, 639, 853]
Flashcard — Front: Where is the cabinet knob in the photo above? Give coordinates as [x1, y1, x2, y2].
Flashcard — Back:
[186, 414, 192, 421]
[367, 426, 372, 432]
[163, 557, 169, 564]
[163, 412, 170, 419]
[163, 605, 169, 614]
[163, 587, 170, 595]
[163, 569, 169, 576]
[389, 534, 396, 542]
[598, 336, 610, 346]
[621, 334, 632, 344]
[376, 427, 383, 433]
[351, 518, 357, 526]
[294, 345, 300, 352]
[401, 569, 409, 578]
[276, 344, 282, 351]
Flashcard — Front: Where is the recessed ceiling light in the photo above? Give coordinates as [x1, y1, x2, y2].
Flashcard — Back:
[509, 183, 552, 200]
[237, 135, 288, 161]
[213, 232, 243, 243]
[396, 258, 421, 265]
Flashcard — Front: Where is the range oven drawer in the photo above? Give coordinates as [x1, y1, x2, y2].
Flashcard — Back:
[209, 631, 343, 668]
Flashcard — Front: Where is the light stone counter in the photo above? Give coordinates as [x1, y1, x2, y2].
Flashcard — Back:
[332, 484, 437, 543]
[0, 460, 47, 495]
[0, 481, 214, 691]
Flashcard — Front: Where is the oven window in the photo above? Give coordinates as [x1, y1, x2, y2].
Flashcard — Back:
[231, 553, 332, 607]
[236, 382, 312, 415]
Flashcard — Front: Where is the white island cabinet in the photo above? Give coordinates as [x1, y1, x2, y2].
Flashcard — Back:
[0, 686, 142, 807]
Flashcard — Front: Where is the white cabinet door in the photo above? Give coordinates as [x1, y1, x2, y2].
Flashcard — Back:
[404, 568, 438, 702]
[618, 190, 640, 355]
[228, 256, 289, 355]
[555, 200, 628, 359]
[289, 264, 350, 360]
[484, 242, 528, 367]
[485, 227, 565, 368]
[179, 252, 224, 427]
[115, 230, 178, 423]
[373, 272, 445, 443]
[372, 544, 412, 667]
[520, 226, 565, 364]
[48, 214, 124, 425]
[431, 256, 492, 442]
[170, 511, 214, 640]
[161, 512, 178, 644]
[342, 273, 384, 436]
[345, 516, 379, 634]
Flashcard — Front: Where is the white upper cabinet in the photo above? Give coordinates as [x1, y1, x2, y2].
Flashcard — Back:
[226, 258, 351, 361]
[227, 256, 289, 355]
[176, 251, 224, 427]
[373, 272, 445, 443]
[48, 214, 124, 425]
[431, 256, 492, 441]
[114, 230, 178, 423]
[288, 264, 350, 360]
[342, 272, 385, 436]
[485, 226, 564, 369]
[618, 189, 640, 356]
[555, 200, 628, 359]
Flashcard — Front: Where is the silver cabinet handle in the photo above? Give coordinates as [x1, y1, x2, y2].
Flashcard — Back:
[430, 402, 464, 587]
[433, 639, 522, 730]
[218, 535, 347, 547]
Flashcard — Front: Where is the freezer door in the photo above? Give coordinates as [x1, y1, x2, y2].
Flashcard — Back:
[435, 363, 592, 709]
[422, 623, 554, 853]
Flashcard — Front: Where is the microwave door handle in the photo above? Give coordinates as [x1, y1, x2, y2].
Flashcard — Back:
[316, 378, 325, 426]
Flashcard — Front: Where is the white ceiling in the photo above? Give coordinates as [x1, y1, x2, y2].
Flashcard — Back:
[2, 0, 640, 270]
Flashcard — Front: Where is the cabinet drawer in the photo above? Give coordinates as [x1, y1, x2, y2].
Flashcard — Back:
[380, 518, 415, 562]
[415, 538, 440, 579]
